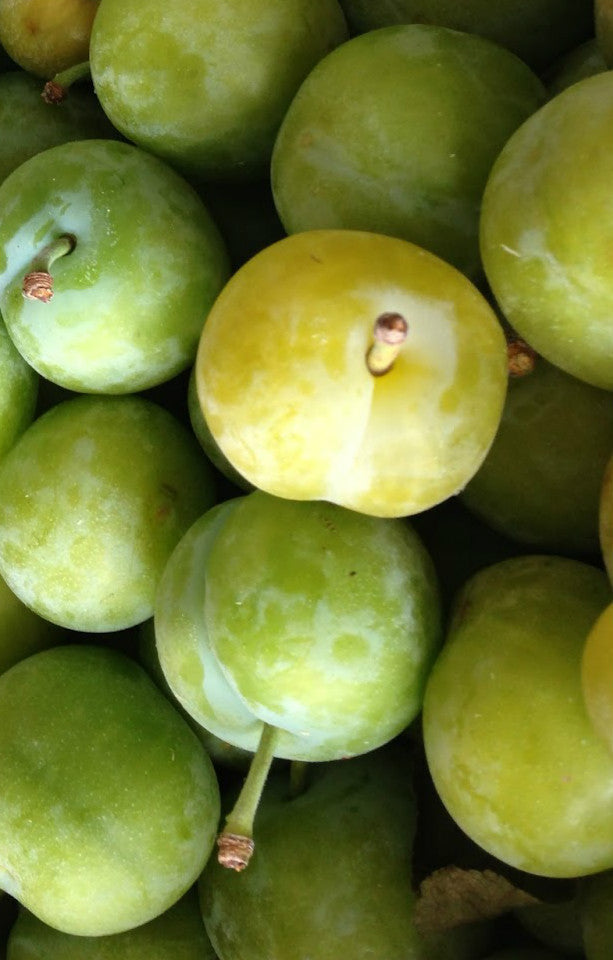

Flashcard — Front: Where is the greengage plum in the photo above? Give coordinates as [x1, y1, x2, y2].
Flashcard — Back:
[460, 357, 613, 556]
[89, 0, 348, 181]
[200, 745, 491, 960]
[0, 645, 220, 936]
[480, 72, 613, 390]
[155, 490, 442, 762]
[423, 555, 613, 878]
[0, 316, 37, 460]
[581, 602, 613, 753]
[0, 138, 230, 393]
[0, 71, 119, 185]
[0, 394, 217, 632]
[336, 0, 594, 69]
[196, 229, 508, 518]
[271, 25, 546, 278]
[7, 888, 217, 958]
[545, 40, 607, 96]
[0, 0, 99, 77]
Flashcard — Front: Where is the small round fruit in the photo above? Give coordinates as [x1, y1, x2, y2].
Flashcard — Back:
[0, 0, 99, 78]
[196, 229, 508, 518]
[581, 602, 613, 753]
[0, 394, 217, 632]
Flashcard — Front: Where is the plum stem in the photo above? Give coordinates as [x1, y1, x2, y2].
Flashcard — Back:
[22, 234, 76, 302]
[42, 61, 91, 104]
[507, 337, 537, 378]
[217, 722, 279, 871]
[366, 312, 408, 376]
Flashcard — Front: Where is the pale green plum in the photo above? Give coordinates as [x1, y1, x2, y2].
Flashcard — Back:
[422, 555, 613, 878]
[0, 645, 220, 936]
[0, 138, 230, 393]
[0, 71, 119, 185]
[0, 394, 217, 632]
[7, 888, 217, 959]
[187, 367, 252, 492]
[196, 230, 508, 518]
[155, 490, 442, 761]
[200, 744, 492, 960]
[0, 315, 37, 460]
[90, 0, 348, 181]
[480, 72, 613, 390]
[460, 357, 613, 556]
[336, 0, 594, 70]
[271, 25, 546, 278]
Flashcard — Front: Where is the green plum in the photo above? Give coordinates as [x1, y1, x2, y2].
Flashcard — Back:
[155, 490, 442, 761]
[423, 555, 613, 878]
[336, 0, 594, 69]
[0, 315, 37, 461]
[596, 0, 613, 66]
[271, 25, 546, 279]
[0, 0, 99, 78]
[7, 888, 217, 959]
[89, 0, 348, 181]
[200, 744, 491, 960]
[460, 357, 613, 556]
[0, 138, 230, 393]
[480, 72, 613, 390]
[0, 394, 217, 632]
[0, 644, 220, 936]
[0, 573, 60, 676]
[0, 71, 119, 185]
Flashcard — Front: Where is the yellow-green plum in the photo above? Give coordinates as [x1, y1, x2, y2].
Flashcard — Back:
[0, 645, 220, 936]
[0, 573, 60, 676]
[272, 25, 546, 278]
[89, 0, 348, 181]
[7, 888, 217, 959]
[0, 139, 230, 393]
[0, 394, 217, 632]
[196, 230, 508, 519]
[0, 0, 99, 77]
[581, 602, 613, 754]
[480, 72, 613, 391]
[154, 490, 442, 761]
[422, 555, 613, 878]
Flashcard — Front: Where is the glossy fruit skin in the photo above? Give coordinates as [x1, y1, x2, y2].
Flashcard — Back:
[90, 0, 348, 181]
[0, 71, 119, 186]
[0, 645, 220, 937]
[423, 555, 613, 878]
[480, 72, 613, 391]
[155, 490, 442, 760]
[0, 395, 217, 632]
[272, 25, 546, 279]
[6, 889, 218, 959]
[196, 229, 508, 518]
[460, 357, 613, 556]
[0, 0, 99, 77]
[336, 0, 594, 70]
[200, 744, 489, 960]
[0, 138, 230, 393]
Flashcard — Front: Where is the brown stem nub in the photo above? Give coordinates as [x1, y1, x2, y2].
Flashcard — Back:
[217, 833, 256, 872]
[41, 60, 92, 104]
[366, 312, 408, 376]
[507, 338, 537, 378]
[22, 234, 76, 303]
[42, 80, 67, 104]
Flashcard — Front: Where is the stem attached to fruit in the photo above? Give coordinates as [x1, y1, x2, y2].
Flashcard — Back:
[366, 312, 408, 376]
[217, 723, 280, 871]
[42, 61, 92, 104]
[507, 337, 537, 378]
[22, 234, 77, 303]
